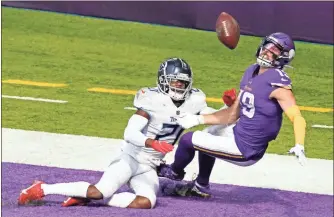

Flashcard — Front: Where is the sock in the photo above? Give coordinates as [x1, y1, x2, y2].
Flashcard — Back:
[41, 181, 90, 198]
[106, 192, 136, 208]
[172, 132, 196, 174]
[196, 152, 216, 186]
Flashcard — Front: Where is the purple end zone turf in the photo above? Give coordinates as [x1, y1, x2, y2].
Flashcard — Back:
[2, 162, 333, 217]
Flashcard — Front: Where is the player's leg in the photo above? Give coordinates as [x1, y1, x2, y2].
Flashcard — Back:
[192, 125, 260, 167]
[92, 154, 136, 200]
[157, 131, 217, 198]
[18, 153, 135, 206]
[196, 124, 227, 186]
[196, 152, 216, 186]
[187, 125, 260, 197]
[158, 123, 230, 180]
[106, 165, 159, 209]
[18, 179, 93, 205]
[59, 154, 137, 207]
[157, 131, 195, 180]
[128, 168, 159, 209]
[158, 125, 259, 197]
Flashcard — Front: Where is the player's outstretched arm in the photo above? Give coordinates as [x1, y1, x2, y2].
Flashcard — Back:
[177, 88, 239, 129]
[200, 88, 238, 115]
[202, 97, 240, 125]
[270, 88, 307, 165]
[201, 88, 239, 125]
[177, 98, 240, 129]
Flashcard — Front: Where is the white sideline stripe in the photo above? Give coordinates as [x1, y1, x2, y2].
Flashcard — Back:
[2, 95, 68, 103]
[1, 128, 333, 196]
[312, 125, 333, 129]
[124, 107, 137, 111]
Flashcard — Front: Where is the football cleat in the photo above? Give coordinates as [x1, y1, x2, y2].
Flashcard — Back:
[18, 180, 45, 205]
[157, 163, 185, 181]
[61, 197, 90, 207]
[186, 181, 211, 198]
[161, 179, 211, 198]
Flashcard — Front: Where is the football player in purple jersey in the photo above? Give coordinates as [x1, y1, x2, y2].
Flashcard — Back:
[158, 32, 307, 198]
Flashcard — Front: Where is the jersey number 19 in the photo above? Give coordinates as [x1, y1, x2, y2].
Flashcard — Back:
[241, 91, 255, 118]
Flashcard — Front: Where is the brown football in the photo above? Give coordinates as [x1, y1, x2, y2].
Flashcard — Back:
[215, 12, 240, 50]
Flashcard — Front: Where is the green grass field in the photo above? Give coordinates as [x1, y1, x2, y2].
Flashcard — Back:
[2, 7, 333, 159]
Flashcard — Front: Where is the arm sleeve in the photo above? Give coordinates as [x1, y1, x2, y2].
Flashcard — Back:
[285, 105, 306, 145]
[123, 114, 149, 147]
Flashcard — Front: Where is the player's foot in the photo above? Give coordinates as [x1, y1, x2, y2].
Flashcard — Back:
[161, 180, 211, 198]
[61, 197, 90, 207]
[185, 181, 211, 198]
[157, 163, 185, 181]
[160, 179, 190, 196]
[18, 180, 45, 205]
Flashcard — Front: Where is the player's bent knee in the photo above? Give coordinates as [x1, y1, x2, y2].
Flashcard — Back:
[128, 196, 155, 209]
[179, 131, 194, 149]
[86, 185, 103, 200]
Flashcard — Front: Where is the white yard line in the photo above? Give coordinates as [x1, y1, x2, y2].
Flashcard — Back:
[1, 128, 333, 195]
[2, 95, 68, 103]
[312, 125, 333, 129]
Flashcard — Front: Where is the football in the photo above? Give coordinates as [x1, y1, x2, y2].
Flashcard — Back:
[215, 12, 240, 50]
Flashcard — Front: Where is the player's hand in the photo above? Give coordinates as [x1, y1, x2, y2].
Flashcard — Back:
[222, 88, 237, 107]
[288, 144, 307, 166]
[151, 140, 174, 154]
[177, 114, 204, 129]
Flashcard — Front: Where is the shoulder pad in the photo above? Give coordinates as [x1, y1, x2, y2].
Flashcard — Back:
[133, 87, 159, 111]
[189, 88, 207, 110]
[190, 88, 206, 100]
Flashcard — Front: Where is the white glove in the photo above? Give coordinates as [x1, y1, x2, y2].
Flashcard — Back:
[177, 114, 205, 129]
[288, 144, 307, 166]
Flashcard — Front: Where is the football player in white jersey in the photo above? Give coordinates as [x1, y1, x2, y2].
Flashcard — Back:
[18, 57, 219, 209]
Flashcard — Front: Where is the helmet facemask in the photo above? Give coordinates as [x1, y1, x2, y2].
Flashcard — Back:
[158, 73, 192, 101]
[256, 35, 296, 69]
[256, 42, 282, 68]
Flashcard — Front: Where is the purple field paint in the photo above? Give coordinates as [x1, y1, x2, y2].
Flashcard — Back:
[2, 1, 333, 44]
[2, 162, 333, 217]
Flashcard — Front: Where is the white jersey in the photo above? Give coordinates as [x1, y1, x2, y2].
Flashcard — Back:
[121, 87, 208, 166]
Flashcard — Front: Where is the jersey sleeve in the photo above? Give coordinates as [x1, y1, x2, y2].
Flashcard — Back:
[269, 69, 293, 90]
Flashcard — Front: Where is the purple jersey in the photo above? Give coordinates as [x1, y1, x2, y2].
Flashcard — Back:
[233, 64, 292, 159]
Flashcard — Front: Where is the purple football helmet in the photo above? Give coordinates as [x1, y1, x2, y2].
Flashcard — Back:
[256, 32, 296, 69]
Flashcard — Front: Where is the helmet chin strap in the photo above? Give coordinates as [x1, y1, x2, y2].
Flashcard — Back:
[168, 89, 185, 101]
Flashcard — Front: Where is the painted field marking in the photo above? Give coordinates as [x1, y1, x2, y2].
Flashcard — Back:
[298, 106, 334, 113]
[3, 80, 333, 113]
[124, 107, 137, 111]
[88, 87, 334, 113]
[2, 95, 68, 103]
[2, 79, 68, 87]
[88, 87, 136, 95]
[312, 125, 333, 129]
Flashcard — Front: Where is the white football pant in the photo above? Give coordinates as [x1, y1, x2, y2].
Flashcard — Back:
[95, 152, 159, 207]
[194, 124, 259, 166]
